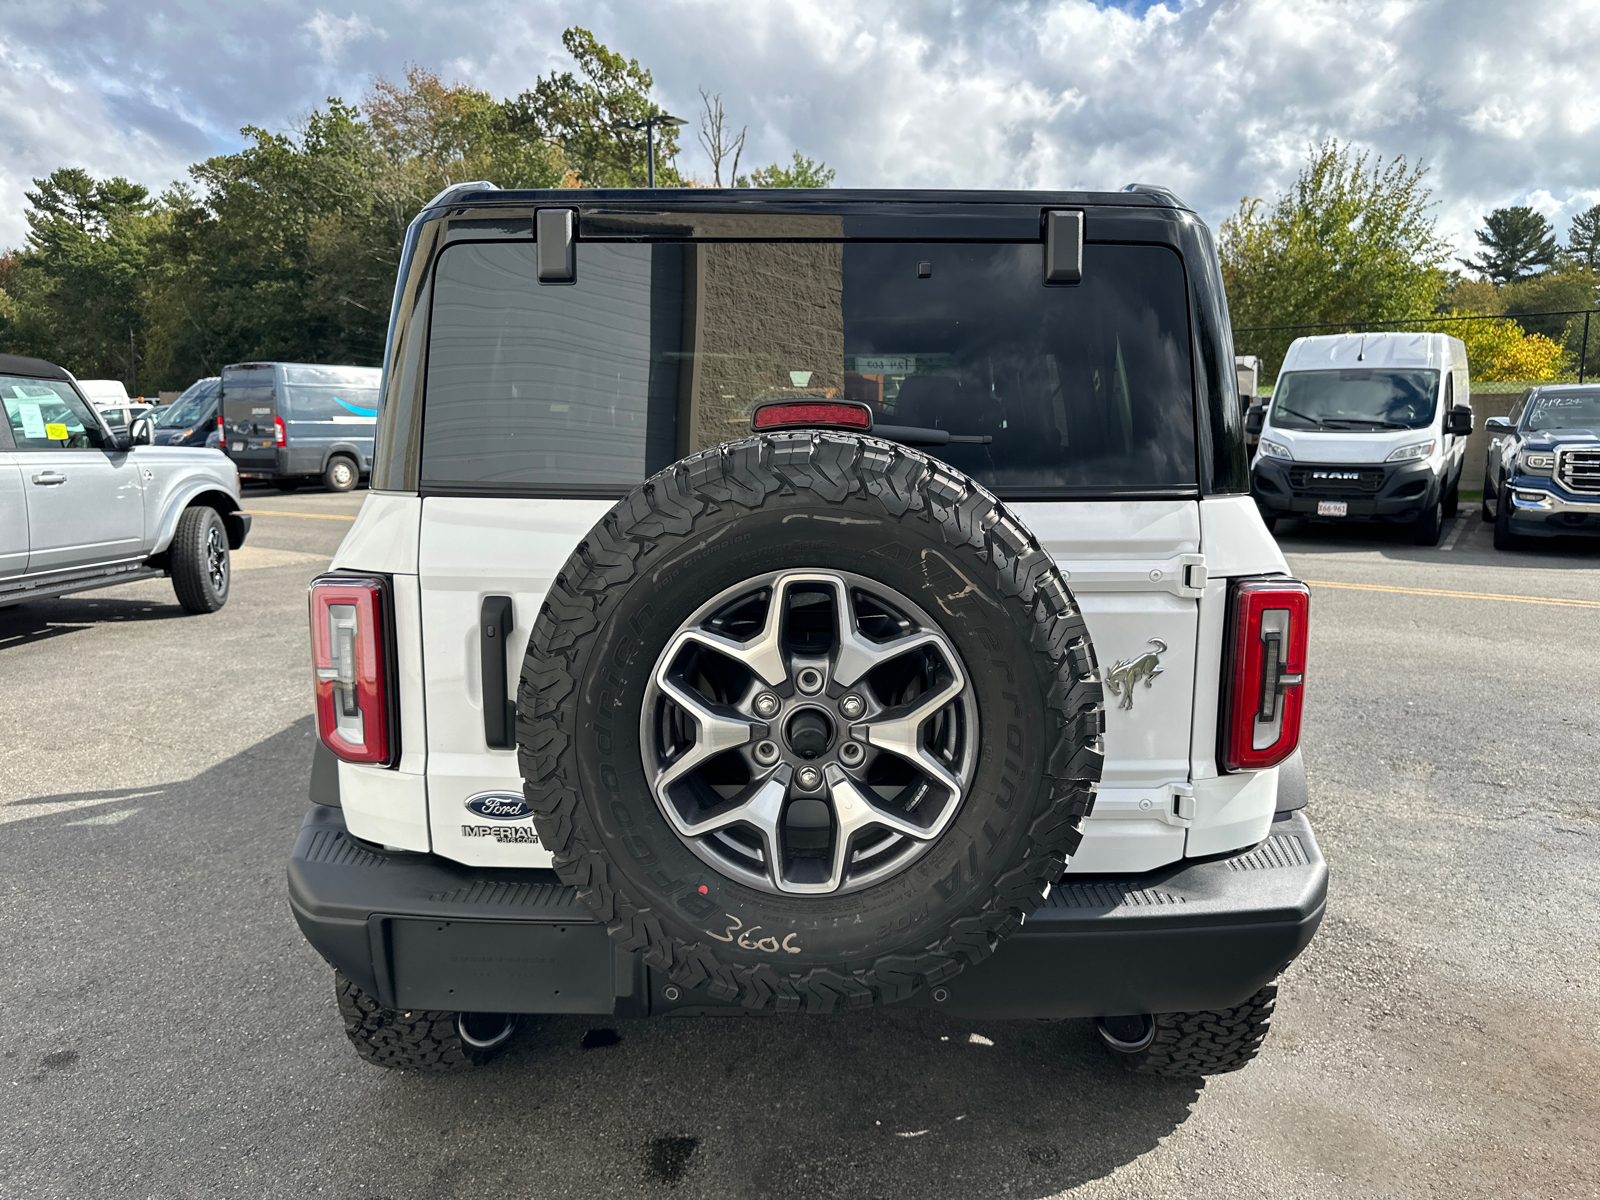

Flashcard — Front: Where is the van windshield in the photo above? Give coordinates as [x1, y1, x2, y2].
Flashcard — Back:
[157, 381, 218, 428]
[1270, 369, 1439, 432]
[422, 240, 1197, 496]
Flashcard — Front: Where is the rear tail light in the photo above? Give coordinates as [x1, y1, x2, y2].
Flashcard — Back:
[217, 413, 225, 443]
[751, 399, 873, 432]
[1221, 578, 1309, 771]
[309, 575, 394, 766]
[275, 415, 287, 447]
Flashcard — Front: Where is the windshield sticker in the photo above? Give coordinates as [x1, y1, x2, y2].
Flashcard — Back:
[44, 422, 69, 441]
[17, 403, 47, 440]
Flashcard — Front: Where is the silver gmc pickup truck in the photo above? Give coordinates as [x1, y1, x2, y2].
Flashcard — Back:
[288, 184, 1326, 1077]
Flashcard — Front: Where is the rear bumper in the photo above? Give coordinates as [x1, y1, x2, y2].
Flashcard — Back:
[287, 806, 1327, 1019]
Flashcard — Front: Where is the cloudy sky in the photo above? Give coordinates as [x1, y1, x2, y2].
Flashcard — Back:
[2, 0, 1598, 262]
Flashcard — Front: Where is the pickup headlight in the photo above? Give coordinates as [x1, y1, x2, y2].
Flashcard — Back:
[1386, 439, 1436, 462]
[1258, 438, 1293, 461]
[1520, 452, 1555, 474]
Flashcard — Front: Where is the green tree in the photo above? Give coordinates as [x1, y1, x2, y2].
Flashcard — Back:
[1222, 140, 1450, 378]
[1, 167, 168, 388]
[1460, 205, 1557, 283]
[737, 151, 836, 188]
[507, 27, 683, 187]
[1568, 203, 1600, 272]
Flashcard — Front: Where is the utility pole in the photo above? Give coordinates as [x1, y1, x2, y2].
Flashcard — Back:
[612, 112, 687, 188]
[129, 324, 138, 397]
[1581, 311, 1591, 385]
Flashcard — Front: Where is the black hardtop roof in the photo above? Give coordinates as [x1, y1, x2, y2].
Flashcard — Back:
[0, 352, 72, 381]
[419, 182, 1191, 218]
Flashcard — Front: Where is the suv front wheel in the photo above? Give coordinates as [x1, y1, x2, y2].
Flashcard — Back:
[170, 504, 230, 614]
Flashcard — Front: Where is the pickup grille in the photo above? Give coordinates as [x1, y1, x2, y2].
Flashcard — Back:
[1287, 465, 1384, 493]
[1556, 448, 1600, 494]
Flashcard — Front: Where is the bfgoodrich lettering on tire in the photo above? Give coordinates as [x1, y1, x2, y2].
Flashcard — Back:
[517, 432, 1104, 1013]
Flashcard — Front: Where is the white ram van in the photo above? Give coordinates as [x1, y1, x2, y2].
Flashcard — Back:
[1248, 332, 1473, 544]
[288, 184, 1327, 1078]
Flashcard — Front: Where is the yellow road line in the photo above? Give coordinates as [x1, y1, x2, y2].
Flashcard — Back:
[1304, 579, 1600, 610]
[241, 509, 357, 522]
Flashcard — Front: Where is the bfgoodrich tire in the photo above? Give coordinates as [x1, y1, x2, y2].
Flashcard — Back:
[518, 432, 1104, 1013]
[335, 972, 516, 1071]
[169, 504, 230, 614]
[1097, 983, 1278, 1076]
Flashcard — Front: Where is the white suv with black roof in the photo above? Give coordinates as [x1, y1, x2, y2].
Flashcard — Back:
[287, 185, 1326, 1076]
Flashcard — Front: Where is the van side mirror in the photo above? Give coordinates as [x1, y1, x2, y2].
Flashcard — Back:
[1445, 405, 1473, 437]
[1484, 416, 1515, 436]
[129, 415, 155, 446]
[1245, 405, 1265, 436]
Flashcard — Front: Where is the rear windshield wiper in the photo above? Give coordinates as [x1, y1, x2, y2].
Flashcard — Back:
[872, 423, 993, 447]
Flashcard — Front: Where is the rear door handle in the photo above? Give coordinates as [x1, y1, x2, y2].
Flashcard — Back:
[480, 596, 516, 749]
[32, 472, 66, 485]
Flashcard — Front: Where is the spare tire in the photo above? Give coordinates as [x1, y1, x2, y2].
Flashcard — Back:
[518, 432, 1103, 1012]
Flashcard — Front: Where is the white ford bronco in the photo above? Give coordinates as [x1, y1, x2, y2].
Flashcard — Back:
[287, 185, 1326, 1076]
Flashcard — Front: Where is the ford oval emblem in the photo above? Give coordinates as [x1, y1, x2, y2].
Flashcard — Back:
[464, 791, 532, 821]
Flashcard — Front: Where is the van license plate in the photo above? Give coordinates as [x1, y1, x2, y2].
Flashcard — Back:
[230, 442, 244, 452]
[1317, 501, 1348, 517]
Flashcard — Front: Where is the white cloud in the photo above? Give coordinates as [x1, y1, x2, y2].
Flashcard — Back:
[1, 0, 1598, 263]
[303, 10, 386, 64]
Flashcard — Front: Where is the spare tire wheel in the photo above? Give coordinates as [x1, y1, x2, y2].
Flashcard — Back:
[518, 432, 1104, 1012]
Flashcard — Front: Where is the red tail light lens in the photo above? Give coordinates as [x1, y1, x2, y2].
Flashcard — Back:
[751, 400, 873, 432]
[1221, 579, 1309, 771]
[274, 415, 287, 447]
[309, 575, 393, 766]
[217, 413, 225, 443]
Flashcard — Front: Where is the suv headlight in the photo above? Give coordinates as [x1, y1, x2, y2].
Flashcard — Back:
[1386, 439, 1436, 463]
[1258, 438, 1293, 461]
[1520, 452, 1555, 474]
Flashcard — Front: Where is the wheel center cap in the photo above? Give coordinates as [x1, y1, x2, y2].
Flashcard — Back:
[784, 707, 834, 759]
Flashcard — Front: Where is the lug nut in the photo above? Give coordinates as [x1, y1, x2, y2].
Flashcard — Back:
[796, 667, 824, 695]
[796, 765, 822, 791]
[753, 692, 780, 718]
[753, 740, 780, 766]
[839, 694, 865, 720]
[839, 740, 865, 766]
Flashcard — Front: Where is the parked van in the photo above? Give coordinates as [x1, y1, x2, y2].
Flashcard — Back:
[219, 362, 381, 491]
[153, 376, 220, 446]
[1248, 332, 1472, 545]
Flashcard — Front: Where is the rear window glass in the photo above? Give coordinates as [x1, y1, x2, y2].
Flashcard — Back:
[423, 241, 1196, 495]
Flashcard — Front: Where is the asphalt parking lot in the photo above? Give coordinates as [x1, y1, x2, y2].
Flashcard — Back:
[2, 490, 1597, 1200]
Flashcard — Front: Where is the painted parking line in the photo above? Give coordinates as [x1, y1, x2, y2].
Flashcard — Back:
[1304, 579, 1600, 610]
[240, 509, 357, 522]
[1439, 513, 1472, 551]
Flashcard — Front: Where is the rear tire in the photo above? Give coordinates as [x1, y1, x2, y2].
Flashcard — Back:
[170, 505, 230, 614]
[1097, 983, 1277, 1076]
[1411, 499, 1443, 546]
[323, 455, 359, 493]
[335, 972, 517, 1071]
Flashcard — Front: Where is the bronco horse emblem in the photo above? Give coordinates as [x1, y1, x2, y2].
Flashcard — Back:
[1105, 638, 1167, 711]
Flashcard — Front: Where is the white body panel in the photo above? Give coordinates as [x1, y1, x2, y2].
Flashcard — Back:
[331, 489, 1295, 873]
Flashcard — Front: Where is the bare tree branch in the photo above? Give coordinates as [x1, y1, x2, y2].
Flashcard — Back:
[698, 87, 746, 188]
